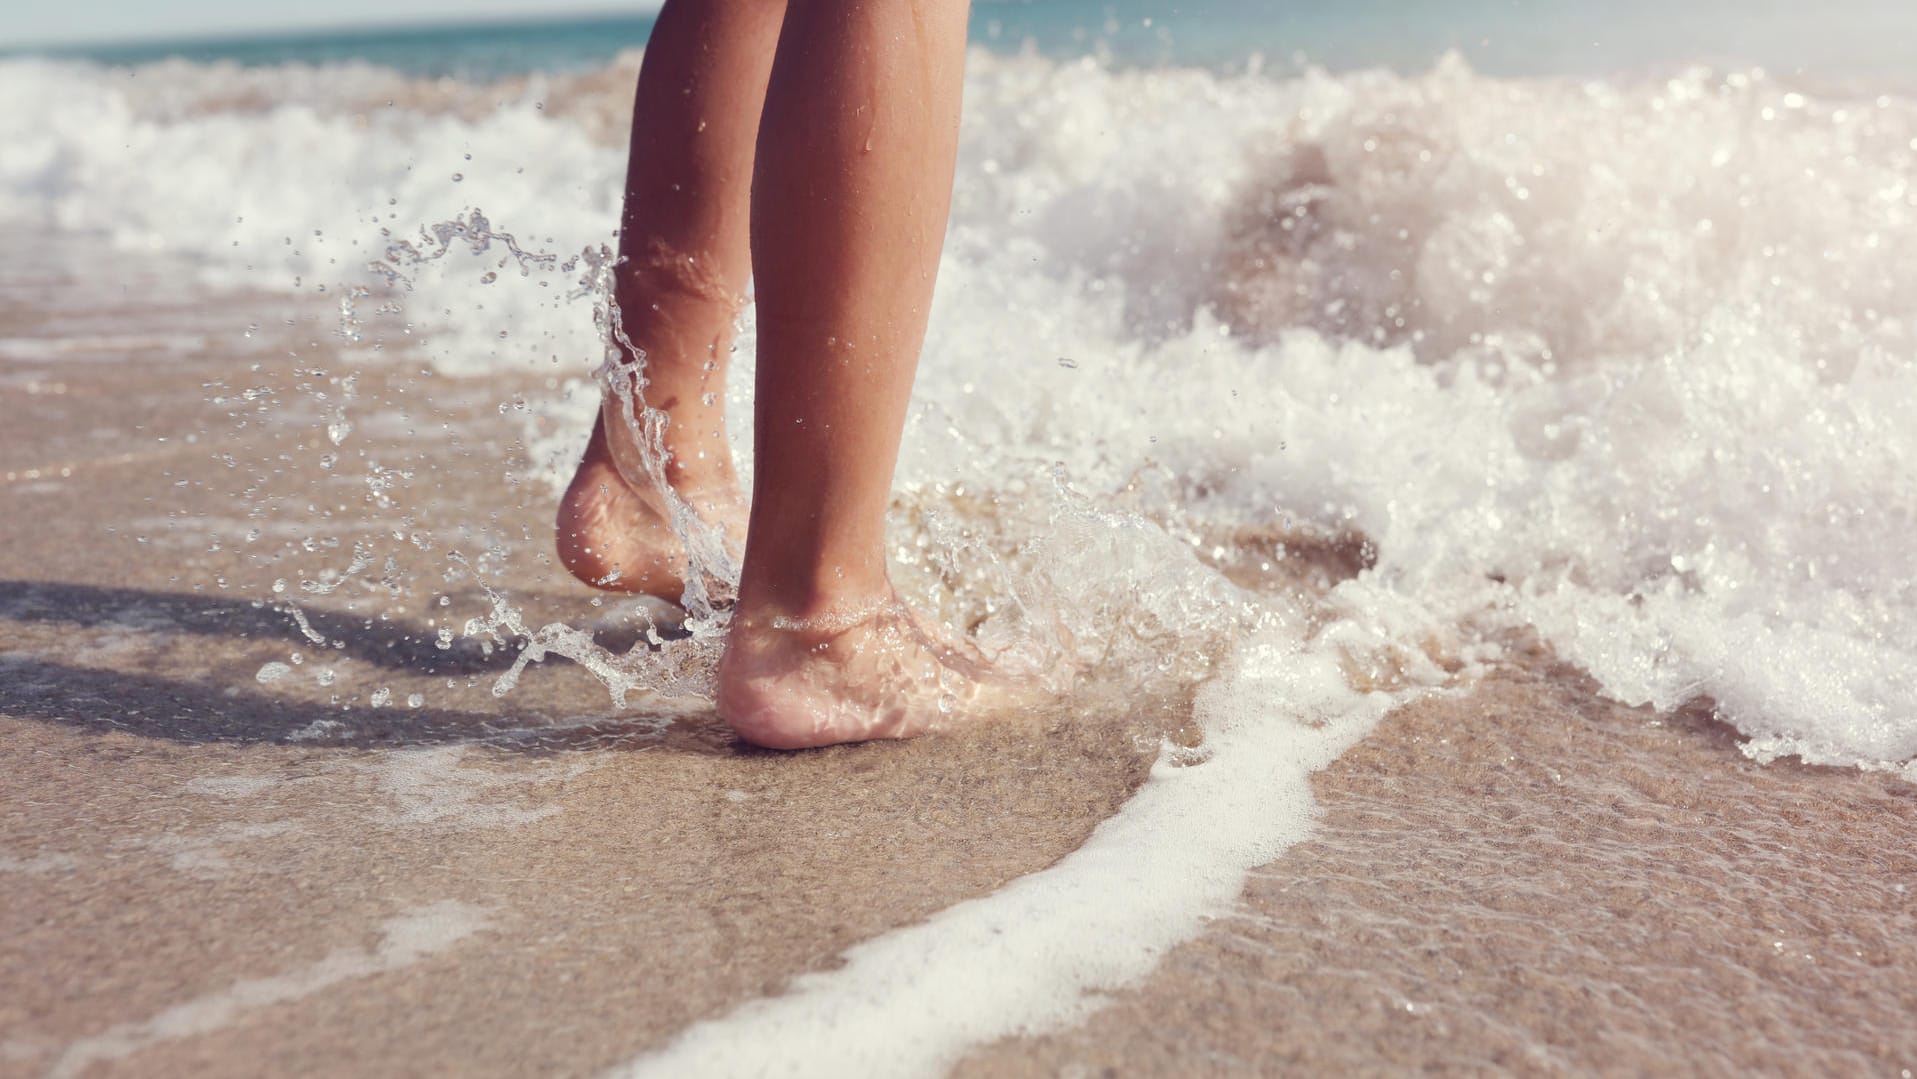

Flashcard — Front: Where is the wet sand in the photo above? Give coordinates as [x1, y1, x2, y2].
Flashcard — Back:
[4, 243, 1914, 1077]
[959, 666, 1917, 1076]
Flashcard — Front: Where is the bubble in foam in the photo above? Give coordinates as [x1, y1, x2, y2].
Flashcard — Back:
[23, 45, 1917, 1078]
[11, 47, 1907, 776]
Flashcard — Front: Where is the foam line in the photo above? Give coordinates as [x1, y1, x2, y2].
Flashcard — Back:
[611, 634, 1394, 1079]
[46, 901, 489, 1079]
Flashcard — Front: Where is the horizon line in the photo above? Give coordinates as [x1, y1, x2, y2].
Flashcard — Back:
[4, 4, 666, 54]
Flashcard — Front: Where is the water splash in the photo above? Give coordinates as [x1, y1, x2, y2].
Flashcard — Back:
[7, 48, 1911, 770]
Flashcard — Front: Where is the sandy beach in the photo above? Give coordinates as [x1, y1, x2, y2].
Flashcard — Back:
[5, 236, 1915, 1077]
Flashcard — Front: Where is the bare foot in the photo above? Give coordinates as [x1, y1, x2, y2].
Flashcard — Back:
[555, 409, 744, 599]
[714, 594, 989, 749]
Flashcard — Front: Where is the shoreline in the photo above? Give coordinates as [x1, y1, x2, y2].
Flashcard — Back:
[5, 227, 1914, 1077]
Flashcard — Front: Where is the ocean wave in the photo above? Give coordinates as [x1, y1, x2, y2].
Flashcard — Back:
[4, 48, 1913, 775]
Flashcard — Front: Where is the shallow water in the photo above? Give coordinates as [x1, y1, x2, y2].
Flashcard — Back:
[2, 7, 1915, 1075]
[9, 41, 1909, 767]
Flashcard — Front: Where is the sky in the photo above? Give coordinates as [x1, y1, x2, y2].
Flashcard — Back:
[8, 0, 663, 47]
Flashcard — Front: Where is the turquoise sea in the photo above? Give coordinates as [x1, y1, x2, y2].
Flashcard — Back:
[20, 0, 1917, 84]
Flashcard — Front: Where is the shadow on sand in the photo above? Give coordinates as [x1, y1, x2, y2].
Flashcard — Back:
[0, 579, 734, 754]
[0, 578, 670, 675]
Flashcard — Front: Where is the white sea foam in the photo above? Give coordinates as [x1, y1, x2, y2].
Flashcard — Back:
[5, 43, 1914, 1073]
[361, 745, 592, 829]
[616, 628, 1396, 1078]
[43, 900, 489, 1079]
[0, 333, 210, 360]
[119, 820, 300, 876]
[183, 775, 286, 798]
[0, 852, 80, 874]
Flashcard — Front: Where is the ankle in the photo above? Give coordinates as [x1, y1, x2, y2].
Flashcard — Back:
[595, 387, 737, 495]
[662, 458, 739, 500]
[617, 239, 744, 312]
[610, 274, 740, 380]
[732, 578, 897, 639]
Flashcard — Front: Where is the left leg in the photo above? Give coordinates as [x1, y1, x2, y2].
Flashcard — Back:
[556, 0, 786, 597]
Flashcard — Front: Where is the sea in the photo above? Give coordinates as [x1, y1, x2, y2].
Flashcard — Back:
[3, 0, 1915, 1073]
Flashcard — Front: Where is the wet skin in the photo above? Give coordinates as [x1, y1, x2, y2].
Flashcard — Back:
[557, 0, 981, 749]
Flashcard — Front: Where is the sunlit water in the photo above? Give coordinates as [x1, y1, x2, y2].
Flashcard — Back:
[2, 6, 1915, 1067]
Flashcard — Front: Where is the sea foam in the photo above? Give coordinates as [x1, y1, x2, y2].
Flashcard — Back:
[6, 41, 1915, 1075]
[3, 44, 1910, 765]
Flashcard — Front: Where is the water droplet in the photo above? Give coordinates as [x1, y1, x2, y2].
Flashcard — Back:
[370, 687, 392, 708]
[255, 661, 291, 684]
[407, 693, 425, 708]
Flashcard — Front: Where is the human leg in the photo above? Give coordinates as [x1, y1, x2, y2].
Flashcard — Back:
[715, 0, 976, 748]
[556, 0, 784, 596]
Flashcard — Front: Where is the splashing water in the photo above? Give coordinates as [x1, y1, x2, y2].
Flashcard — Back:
[2, 47, 1913, 777]
[596, 285, 741, 625]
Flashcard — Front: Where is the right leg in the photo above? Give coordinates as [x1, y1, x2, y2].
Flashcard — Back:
[556, 0, 784, 596]
[716, 0, 978, 749]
